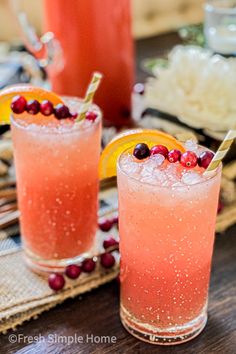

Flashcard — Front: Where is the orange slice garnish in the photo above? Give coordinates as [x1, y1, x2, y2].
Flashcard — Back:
[0, 84, 63, 124]
[99, 129, 185, 180]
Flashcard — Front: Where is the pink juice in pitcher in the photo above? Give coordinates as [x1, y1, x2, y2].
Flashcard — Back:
[43, 0, 134, 127]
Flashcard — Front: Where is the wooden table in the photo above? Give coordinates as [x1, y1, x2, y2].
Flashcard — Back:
[1, 33, 236, 354]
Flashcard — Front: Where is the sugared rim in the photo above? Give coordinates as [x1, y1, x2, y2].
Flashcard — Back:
[10, 96, 102, 135]
[117, 145, 222, 189]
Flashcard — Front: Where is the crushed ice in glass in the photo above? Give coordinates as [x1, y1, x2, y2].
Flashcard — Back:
[120, 150, 209, 187]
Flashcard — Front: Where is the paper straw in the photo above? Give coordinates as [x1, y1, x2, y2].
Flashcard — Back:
[76, 72, 103, 121]
[204, 129, 236, 175]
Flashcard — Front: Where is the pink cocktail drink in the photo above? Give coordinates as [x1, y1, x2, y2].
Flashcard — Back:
[117, 147, 221, 344]
[11, 98, 101, 272]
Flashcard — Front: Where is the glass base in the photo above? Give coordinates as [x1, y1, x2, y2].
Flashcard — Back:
[120, 304, 207, 345]
[24, 248, 95, 274]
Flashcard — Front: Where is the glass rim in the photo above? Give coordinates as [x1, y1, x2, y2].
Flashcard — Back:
[10, 96, 102, 135]
[204, 0, 236, 15]
[117, 145, 222, 190]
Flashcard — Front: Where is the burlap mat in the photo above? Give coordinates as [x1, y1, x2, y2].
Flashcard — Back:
[0, 188, 119, 334]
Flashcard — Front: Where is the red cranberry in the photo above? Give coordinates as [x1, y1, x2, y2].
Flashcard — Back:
[26, 99, 40, 115]
[98, 219, 113, 232]
[70, 112, 78, 119]
[48, 273, 65, 291]
[112, 216, 118, 225]
[180, 151, 198, 168]
[133, 143, 150, 160]
[54, 104, 70, 119]
[40, 100, 54, 116]
[11, 95, 27, 114]
[150, 145, 169, 158]
[85, 111, 98, 122]
[217, 199, 224, 214]
[103, 237, 119, 250]
[198, 151, 214, 169]
[65, 264, 81, 279]
[100, 253, 115, 268]
[133, 83, 145, 95]
[81, 258, 96, 273]
[167, 149, 181, 163]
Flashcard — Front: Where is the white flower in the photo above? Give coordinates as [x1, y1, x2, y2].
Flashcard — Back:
[145, 46, 236, 132]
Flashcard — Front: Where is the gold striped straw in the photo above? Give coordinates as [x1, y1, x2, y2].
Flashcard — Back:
[76, 72, 103, 121]
[204, 129, 236, 176]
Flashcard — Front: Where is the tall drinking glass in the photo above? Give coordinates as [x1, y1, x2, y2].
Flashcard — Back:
[117, 148, 221, 345]
[11, 97, 101, 272]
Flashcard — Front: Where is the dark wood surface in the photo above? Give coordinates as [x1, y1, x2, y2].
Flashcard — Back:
[1, 33, 236, 354]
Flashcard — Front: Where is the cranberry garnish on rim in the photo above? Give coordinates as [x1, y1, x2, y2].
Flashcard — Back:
[48, 273, 65, 291]
[180, 151, 198, 168]
[150, 145, 169, 158]
[11, 95, 27, 114]
[85, 111, 98, 122]
[100, 253, 115, 268]
[98, 219, 113, 232]
[65, 264, 81, 279]
[54, 104, 71, 119]
[133, 143, 150, 160]
[198, 151, 214, 169]
[40, 100, 54, 116]
[103, 237, 119, 250]
[81, 258, 96, 273]
[70, 112, 78, 120]
[168, 149, 181, 163]
[26, 99, 40, 115]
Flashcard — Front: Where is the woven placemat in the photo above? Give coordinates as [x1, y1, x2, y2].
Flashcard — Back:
[0, 187, 119, 334]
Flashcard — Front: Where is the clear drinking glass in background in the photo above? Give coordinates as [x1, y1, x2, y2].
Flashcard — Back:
[204, 0, 236, 55]
[117, 147, 221, 345]
[11, 97, 102, 273]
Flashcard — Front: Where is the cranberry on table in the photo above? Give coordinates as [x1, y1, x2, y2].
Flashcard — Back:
[198, 151, 214, 169]
[54, 104, 71, 119]
[103, 237, 119, 250]
[98, 219, 113, 232]
[65, 264, 81, 279]
[112, 216, 118, 225]
[26, 99, 40, 115]
[100, 253, 115, 268]
[85, 111, 98, 121]
[133, 143, 150, 160]
[180, 151, 198, 168]
[150, 144, 169, 158]
[167, 149, 181, 163]
[11, 95, 27, 114]
[48, 273, 65, 291]
[40, 100, 54, 116]
[81, 258, 96, 273]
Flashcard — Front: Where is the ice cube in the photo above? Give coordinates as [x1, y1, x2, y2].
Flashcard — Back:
[140, 175, 157, 184]
[184, 140, 198, 152]
[181, 171, 203, 185]
[149, 154, 165, 166]
[172, 181, 185, 188]
[120, 154, 141, 176]
[140, 154, 164, 178]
